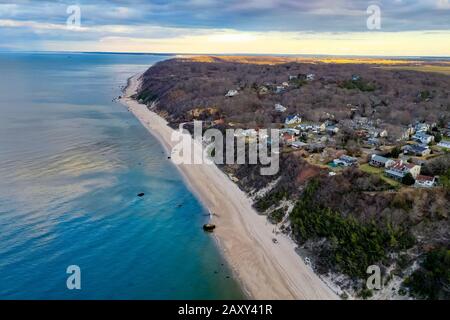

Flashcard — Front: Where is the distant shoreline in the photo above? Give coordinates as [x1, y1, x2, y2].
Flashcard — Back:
[119, 73, 338, 300]
[3, 51, 449, 61]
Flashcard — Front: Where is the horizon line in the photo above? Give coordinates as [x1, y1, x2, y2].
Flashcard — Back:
[1, 50, 450, 59]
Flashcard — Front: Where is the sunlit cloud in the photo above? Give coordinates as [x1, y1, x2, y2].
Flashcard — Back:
[34, 29, 450, 57]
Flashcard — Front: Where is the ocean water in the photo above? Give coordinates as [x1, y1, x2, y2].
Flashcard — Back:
[0, 52, 243, 299]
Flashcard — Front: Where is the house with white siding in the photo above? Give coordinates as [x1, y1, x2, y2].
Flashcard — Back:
[275, 103, 287, 112]
[333, 155, 358, 167]
[369, 155, 395, 168]
[437, 141, 450, 149]
[415, 175, 436, 188]
[285, 114, 302, 125]
[385, 161, 421, 181]
[225, 89, 239, 97]
[412, 132, 434, 145]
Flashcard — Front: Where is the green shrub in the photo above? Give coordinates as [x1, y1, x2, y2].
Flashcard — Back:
[255, 188, 289, 211]
[402, 173, 415, 186]
[268, 208, 286, 223]
[433, 131, 442, 143]
[388, 146, 402, 159]
[404, 247, 450, 300]
[340, 79, 375, 92]
[289, 78, 308, 88]
[358, 288, 373, 299]
[137, 91, 158, 103]
[418, 90, 431, 101]
[440, 169, 450, 191]
[290, 179, 414, 278]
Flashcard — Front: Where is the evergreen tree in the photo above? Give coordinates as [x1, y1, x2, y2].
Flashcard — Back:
[402, 172, 415, 185]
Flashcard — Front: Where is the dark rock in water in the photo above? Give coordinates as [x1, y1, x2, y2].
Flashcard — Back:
[167, 156, 171, 159]
[203, 224, 216, 232]
[137, 193, 145, 197]
[177, 204, 183, 208]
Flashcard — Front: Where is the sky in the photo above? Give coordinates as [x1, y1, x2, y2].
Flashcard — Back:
[0, 0, 449, 56]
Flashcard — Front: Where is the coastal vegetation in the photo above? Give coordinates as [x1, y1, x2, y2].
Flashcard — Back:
[136, 91, 158, 103]
[246, 159, 448, 296]
[441, 169, 450, 191]
[137, 56, 450, 299]
[138, 58, 450, 134]
[290, 179, 415, 278]
[255, 188, 289, 212]
[268, 208, 286, 224]
[339, 78, 376, 92]
[404, 247, 450, 299]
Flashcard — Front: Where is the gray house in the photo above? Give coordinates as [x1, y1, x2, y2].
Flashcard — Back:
[369, 155, 395, 168]
[402, 144, 431, 157]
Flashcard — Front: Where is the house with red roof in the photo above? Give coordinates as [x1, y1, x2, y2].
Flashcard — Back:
[415, 175, 436, 188]
[384, 160, 421, 181]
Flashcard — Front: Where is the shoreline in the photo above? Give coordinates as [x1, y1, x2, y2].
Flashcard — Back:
[119, 73, 338, 300]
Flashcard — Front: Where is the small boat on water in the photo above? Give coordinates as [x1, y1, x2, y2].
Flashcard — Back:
[203, 223, 216, 232]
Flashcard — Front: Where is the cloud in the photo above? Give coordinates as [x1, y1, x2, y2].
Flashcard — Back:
[0, 0, 448, 54]
[1, 0, 448, 31]
[34, 29, 449, 57]
[0, 19, 138, 34]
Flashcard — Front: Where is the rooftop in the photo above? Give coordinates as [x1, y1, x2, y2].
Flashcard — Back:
[416, 175, 435, 182]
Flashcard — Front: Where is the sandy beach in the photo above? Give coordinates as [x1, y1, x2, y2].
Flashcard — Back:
[120, 73, 338, 300]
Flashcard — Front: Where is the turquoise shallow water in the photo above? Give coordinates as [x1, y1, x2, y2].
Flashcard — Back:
[0, 52, 243, 299]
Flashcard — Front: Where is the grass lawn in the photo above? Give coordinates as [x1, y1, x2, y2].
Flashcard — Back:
[302, 156, 331, 169]
[360, 163, 401, 188]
